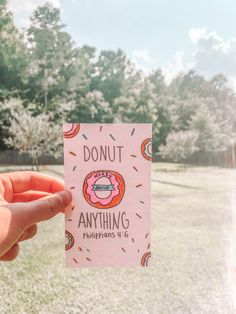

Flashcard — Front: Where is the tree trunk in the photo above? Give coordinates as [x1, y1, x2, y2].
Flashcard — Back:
[30, 152, 35, 171]
[35, 152, 40, 172]
[44, 68, 48, 111]
[232, 143, 235, 168]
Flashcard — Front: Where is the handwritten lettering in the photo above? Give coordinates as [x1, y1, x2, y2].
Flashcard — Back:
[78, 211, 129, 230]
[83, 145, 124, 162]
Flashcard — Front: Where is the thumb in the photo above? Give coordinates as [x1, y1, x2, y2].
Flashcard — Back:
[23, 190, 72, 226]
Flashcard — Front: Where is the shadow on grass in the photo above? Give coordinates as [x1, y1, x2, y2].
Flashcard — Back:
[153, 178, 204, 190]
[0, 167, 32, 174]
[42, 167, 63, 178]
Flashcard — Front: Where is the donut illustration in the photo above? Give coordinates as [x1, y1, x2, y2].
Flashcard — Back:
[83, 170, 125, 209]
[63, 123, 80, 139]
[141, 251, 151, 266]
[65, 231, 74, 250]
[141, 138, 152, 161]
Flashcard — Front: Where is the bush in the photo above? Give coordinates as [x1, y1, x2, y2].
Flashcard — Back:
[159, 130, 199, 162]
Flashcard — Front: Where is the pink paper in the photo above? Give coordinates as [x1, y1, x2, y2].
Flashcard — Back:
[63, 123, 152, 267]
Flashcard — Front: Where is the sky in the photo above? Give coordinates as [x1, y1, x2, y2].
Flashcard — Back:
[8, 0, 236, 87]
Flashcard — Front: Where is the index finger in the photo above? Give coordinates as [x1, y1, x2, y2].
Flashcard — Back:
[0, 171, 64, 195]
[23, 190, 72, 225]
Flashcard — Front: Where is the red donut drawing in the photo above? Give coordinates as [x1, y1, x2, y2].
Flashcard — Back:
[141, 138, 152, 161]
[63, 123, 80, 139]
[141, 251, 151, 266]
[65, 231, 74, 250]
[83, 170, 125, 209]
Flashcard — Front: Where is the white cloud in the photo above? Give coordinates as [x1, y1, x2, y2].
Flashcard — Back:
[131, 49, 155, 74]
[8, 0, 60, 27]
[162, 28, 236, 89]
[132, 49, 153, 64]
[189, 27, 207, 44]
[162, 51, 192, 85]
[132, 30, 236, 85]
[188, 27, 236, 89]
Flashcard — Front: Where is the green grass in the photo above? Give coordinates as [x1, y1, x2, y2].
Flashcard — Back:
[0, 163, 236, 313]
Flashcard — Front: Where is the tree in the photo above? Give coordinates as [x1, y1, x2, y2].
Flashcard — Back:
[91, 49, 140, 104]
[1, 1, 236, 167]
[190, 103, 222, 151]
[113, 78, 160, 153]
[23, 3, 75, 111]
[3, 99, 62, 171]
[0, 0, 27, 95]
[0, 98, 24, 149]
[149, 69, 167, 95]
[148, 70, 172, 147]
[67, 45, 96, 100]
[70, 90, 112, 123]
[159, 130, 199, 162]
[208, 75, 236, 148]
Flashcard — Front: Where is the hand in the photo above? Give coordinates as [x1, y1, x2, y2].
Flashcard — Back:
[0, 171, 72, 261]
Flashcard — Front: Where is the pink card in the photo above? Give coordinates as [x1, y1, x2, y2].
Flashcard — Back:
[63, 123, 152, 267]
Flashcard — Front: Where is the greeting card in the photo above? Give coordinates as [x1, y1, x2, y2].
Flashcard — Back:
[63, 123, 152, 267]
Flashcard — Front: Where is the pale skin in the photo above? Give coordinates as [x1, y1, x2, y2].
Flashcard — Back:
[0, 171, 72, 261]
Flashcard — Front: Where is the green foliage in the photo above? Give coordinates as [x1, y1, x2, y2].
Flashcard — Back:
[0, 2, 235, 161]
[159, 130, 199, 162]
[70, 91, 112, 123]
[23, 3, 75, 110]
[0, 0, 27, 92]
[190, 103, 222, 151]
[1, 98, 62, 170]
[91, 49, 128, 104]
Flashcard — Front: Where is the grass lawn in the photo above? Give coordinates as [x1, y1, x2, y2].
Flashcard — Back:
[0, 163, 236, 313]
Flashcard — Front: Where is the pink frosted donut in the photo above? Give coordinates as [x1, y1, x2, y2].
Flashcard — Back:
[65, 231, 74, 250]
[63, 123, 80, 139]
[141, 138, 152, 161]
[141, 251, 151, 266]
[83, 170, 125, 209]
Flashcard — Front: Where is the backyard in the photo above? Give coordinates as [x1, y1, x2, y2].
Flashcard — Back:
[0, 163, 235, 313]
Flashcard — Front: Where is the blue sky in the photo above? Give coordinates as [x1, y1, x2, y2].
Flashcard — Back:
[60, 0, 235, 66]
[9, 0, 236, 86]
